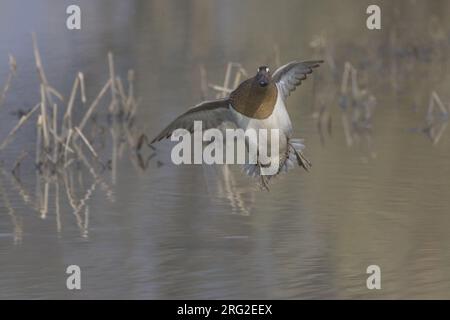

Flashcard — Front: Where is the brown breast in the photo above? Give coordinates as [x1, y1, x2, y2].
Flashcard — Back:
[229, 78, 278, 119]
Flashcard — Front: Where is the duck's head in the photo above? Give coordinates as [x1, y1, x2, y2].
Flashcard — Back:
[255, 66, 271, 88]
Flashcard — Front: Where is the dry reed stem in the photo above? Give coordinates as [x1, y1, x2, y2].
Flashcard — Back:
[40, 181, 49, 219]
[208, 84, 233, 93]
[64, 128, 74, 166]
[0, 103, 40, 150]
[36, 115, 42, 164]
[78, 72, 86, 103]
[55, 181, 61, 233]
[221, 62, 232, 98]
[71, 142, 115, 203]
[32, 33, 54, 106]
[72, 180, 94, 237]
[47, 86, 64, 102]
[351, 67, 359, 98]
[48, 126, 75, 154]
[341, 62, 352, 95]
[110, 127, 118, 184]
[342, 113, 353, 147]
[0, 54, 16, 109]
[75, 181, 96, 213]
[63, 181, 85, 234]
[76, 78, 112, 135]
[74, 126, 99, 159]
[116, 77, 127, 109]
[431, 91, 449, 114]
[128, 97, 140, 123]
[127, 70, 134, 98]
[200, 64, 208, 100]
[125, 71, 136, 116]
[433, 121, 448, 145]
[108, 52, 118, 113]
[63, 76, 80, 134]
[4, 168, 40, 213]
[73, 143, 100, 181]
[62, 171, 78, 210]
[0, 172, 22, 243]
[232, 70, 242, 90]
[52, 103, 58, 162]
[40, 84, 50, 149]
[83, 206, 89, 237]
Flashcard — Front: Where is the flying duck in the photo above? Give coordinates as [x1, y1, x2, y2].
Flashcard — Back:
[151, 60, 323, 189]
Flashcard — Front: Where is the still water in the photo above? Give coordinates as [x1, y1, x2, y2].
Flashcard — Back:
[1, 0, 450, 299]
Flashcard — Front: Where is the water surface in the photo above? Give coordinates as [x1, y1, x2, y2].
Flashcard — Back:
[1, 0, 450, 299]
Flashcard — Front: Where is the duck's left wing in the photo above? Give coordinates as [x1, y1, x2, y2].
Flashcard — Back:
[151, 98, 234, 143]
[272, 60, 323, 101]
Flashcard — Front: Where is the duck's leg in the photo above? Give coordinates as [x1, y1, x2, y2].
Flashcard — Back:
[256, 160, 271, 191]
[260, 174, 270, 191]
[288, 142, 312, 171]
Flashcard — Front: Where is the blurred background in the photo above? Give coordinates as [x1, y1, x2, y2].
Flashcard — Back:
[1, 0, 450, 299]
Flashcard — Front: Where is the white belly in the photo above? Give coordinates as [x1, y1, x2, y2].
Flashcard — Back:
[229, 90, 293, 137]
[229, 88, 293, 169]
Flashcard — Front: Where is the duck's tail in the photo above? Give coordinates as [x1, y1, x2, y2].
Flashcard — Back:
[281, 138, 311, 173]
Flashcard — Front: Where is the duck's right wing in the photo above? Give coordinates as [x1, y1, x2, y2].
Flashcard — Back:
[151, 98, 234, 143]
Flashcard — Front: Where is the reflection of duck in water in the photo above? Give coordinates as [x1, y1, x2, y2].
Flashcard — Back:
[202, 164, 255, 216]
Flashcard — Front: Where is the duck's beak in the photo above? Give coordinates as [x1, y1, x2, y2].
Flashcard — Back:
[257, 73, 270, 87]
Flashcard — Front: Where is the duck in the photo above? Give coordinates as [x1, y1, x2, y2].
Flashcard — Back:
[151, 60, 323, 190]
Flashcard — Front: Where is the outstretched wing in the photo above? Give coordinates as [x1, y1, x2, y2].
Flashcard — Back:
[272, 60, 323, 101]
[151, 98, 233, 143]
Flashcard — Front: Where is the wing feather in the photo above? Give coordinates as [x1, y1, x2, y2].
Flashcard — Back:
[272, 60, 323, 100]
[151, 98, 233, 143]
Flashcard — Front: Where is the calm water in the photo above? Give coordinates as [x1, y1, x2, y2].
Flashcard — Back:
[1, 0, 450, 299]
